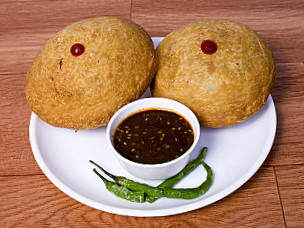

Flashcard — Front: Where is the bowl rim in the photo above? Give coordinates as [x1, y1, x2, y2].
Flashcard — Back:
[106, 97, 201, 168]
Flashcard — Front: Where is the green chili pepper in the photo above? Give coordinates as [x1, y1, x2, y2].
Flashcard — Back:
[162, 161, 213, 199]
[90, 161, 165, 198]
[92, 168, 145, 203]
[146, 147, 208, 203]
[90, 147, 212, 203]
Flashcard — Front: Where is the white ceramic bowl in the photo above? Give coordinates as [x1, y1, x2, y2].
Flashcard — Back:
[106, 97, 200, 180]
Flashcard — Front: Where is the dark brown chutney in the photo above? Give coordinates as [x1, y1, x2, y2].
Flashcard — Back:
[113, 109, 194, 164]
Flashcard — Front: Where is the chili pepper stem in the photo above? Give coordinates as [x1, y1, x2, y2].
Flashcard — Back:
[90, 160, 117, 181]
[90, 160, 165, 198]
[92, 168, 108, 184]
[92, 168, 145, 203]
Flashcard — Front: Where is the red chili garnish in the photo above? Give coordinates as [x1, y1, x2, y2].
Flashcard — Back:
[201, 40, 217, 54]
[71, 43, 85, 56]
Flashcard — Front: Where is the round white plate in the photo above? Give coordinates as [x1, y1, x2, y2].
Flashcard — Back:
[29, 37, 277, 217]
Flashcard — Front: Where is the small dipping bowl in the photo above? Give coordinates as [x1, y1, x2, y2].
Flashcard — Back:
[106, 97, 200, 180]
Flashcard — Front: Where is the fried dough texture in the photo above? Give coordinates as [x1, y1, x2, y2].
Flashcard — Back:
[151, 20, 275, 127]
[26, 17, 156, 130]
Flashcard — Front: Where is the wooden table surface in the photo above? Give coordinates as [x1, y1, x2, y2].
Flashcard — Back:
[1, 0, 303, 227]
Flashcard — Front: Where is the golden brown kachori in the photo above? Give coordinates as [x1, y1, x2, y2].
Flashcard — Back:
[26, 17, 156, 130]
[151, 20, 276, 127]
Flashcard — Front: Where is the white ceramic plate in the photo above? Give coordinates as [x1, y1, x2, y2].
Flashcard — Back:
[29, 37, 277, 217]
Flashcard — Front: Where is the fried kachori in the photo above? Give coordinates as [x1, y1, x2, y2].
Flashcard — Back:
[26, 17, 156, 130]
[151, 20, 276, 127]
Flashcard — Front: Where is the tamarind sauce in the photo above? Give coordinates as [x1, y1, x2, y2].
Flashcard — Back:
[113, 109, 194, 164]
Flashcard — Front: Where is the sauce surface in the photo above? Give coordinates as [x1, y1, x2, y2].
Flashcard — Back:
[113, 109, 194, 164]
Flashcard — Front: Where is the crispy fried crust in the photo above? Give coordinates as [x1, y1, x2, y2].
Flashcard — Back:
[151, 20, 276, 127]
[26, 17, 156, 130]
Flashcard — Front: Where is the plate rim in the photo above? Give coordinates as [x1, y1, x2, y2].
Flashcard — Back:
[29, 95, 276, 217]
[29, 36, 277, 217]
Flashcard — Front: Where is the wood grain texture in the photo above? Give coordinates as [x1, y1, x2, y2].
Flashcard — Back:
[131, 0, 304, 63]
[0, 167, 284, 227]
[0, 0, 304, 226]
[275, 165, 304, 227]
[0, 74, 41, 176]
[0, 0, 131, 75]
[268, 62, 304, 166]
